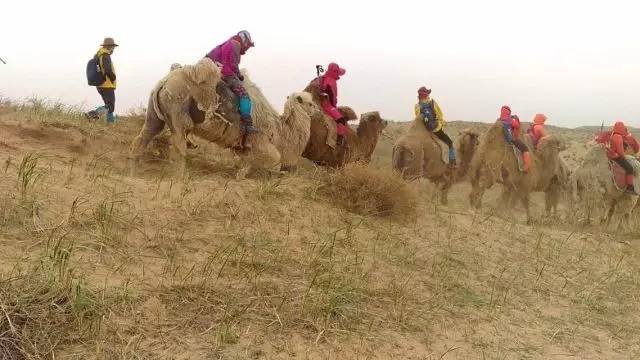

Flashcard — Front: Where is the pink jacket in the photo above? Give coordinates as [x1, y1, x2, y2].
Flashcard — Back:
[207, 37, 242, 78]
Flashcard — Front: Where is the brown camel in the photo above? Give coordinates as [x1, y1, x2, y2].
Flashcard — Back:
[391, 117, 480, 204]
[500, 140, 572, 217]
[469, 121, 566, 223]
[570, 145, 639, 232]
[130, 59, 321, 174]
[302, 111, 388, 167]
[301, 80, 387, 167]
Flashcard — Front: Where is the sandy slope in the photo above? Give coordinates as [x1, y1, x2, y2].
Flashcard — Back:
[0, 105, 639, 359]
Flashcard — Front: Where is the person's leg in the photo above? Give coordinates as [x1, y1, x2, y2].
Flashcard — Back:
[335, 117, 347, 146]
[321, 101, 347, 146]
[86, 88, 108, 119]
[512, 139, 531, 172]
[614, 157, 636, 192]
[225, 76, 257, 134]
[433, 129, 456, 165]
[101, 88, 116, 123]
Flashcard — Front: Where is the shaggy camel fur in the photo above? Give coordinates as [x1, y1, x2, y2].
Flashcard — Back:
[469, 120, 565, 223]
[130, 58, 321, 173]
[392, 117, 480, 204]
[302, 111, 388, 168]
[570, 145, 639, 232]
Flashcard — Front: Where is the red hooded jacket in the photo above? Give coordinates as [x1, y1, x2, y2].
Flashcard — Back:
[608, 121, 639, 159]
[321, 63, 345, 107]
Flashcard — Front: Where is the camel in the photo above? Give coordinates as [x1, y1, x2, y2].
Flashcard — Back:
[570, 144, 639, 232]
[302, 111, 388, 168]
[543, 158, 571, 216]
[391, 117, 480, 204]
[130, 58, 321, 174]
[301, 81, 388, 168]
[500, 143, 572, 217]
[468, 121, 566, 223]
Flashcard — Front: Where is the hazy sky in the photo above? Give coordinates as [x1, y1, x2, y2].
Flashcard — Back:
[1, 0, 639, 128]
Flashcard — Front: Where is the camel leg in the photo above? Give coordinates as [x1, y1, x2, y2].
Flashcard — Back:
[168, 111, 190, 179]
[129, 105, 165, 176]
[471, 169, 492, 209]
[439, 182, 452, 206]
[520, 193, 532, 225]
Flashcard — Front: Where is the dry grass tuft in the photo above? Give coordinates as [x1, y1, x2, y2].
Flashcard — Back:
[317, 162, 418, 219]
[0, 228, 103, 359]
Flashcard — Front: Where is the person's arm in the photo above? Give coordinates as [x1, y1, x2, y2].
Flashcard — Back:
[626, 135, 640, 153]
[434, 101, 444, 124]
[230, 42, 242, 79]
[325, 86, 336, 106]
[101, 54, 116, 82]
[414, 103, 421, 118]
[534, 125, 546, 138]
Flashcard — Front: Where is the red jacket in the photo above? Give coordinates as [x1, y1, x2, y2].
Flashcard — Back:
[608, 122, 639, 159]
[511, 116, 522, 140]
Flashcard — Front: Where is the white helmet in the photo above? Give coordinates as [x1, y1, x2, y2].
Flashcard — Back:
[237, 30, 254, 47]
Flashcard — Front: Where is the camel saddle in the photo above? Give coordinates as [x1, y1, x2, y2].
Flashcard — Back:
[609, 156, 640, 192]
[188, 82, 239, 125]
[510, 144, 525, 172]
[187, 82, 252, 150]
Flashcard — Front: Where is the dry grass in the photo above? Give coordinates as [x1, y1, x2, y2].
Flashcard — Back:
[316, 162, 418, 220]
[0, 100, 639, 359]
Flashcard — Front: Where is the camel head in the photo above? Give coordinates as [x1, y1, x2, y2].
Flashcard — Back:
[283, 91, 321, 119]
[357, 111, 388, 136]
[357, 111, 388, 161]
[183, 57, 221, 111]
[457, 129, 481, 178]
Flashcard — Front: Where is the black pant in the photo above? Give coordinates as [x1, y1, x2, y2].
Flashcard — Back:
[433, 129, 453, 149]
[511, 139, 529, 153]
[97, 87, 115, 114]
[614, 156, 634, 175]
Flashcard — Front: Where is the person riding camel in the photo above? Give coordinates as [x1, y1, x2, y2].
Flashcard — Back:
[607, 121, 639, 194]
[315, 62, 348, 146]
[500, 105, 531, 172]
[415, 87, 456, 166]
[206, 30, 257, 134]
[527, 113, 549, 150]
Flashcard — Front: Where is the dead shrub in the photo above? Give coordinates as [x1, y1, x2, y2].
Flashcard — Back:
[317, 162, 418, 219]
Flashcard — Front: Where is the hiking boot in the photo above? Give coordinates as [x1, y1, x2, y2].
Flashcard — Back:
[241, 116, 258, 134]
[244, 123, 258, 134]
[336, 135, 346, 147]
[84, 110, 99, 120]
[106, 113, 116, 124]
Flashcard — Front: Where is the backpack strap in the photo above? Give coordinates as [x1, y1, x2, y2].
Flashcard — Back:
[96, 52, 105, 75]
